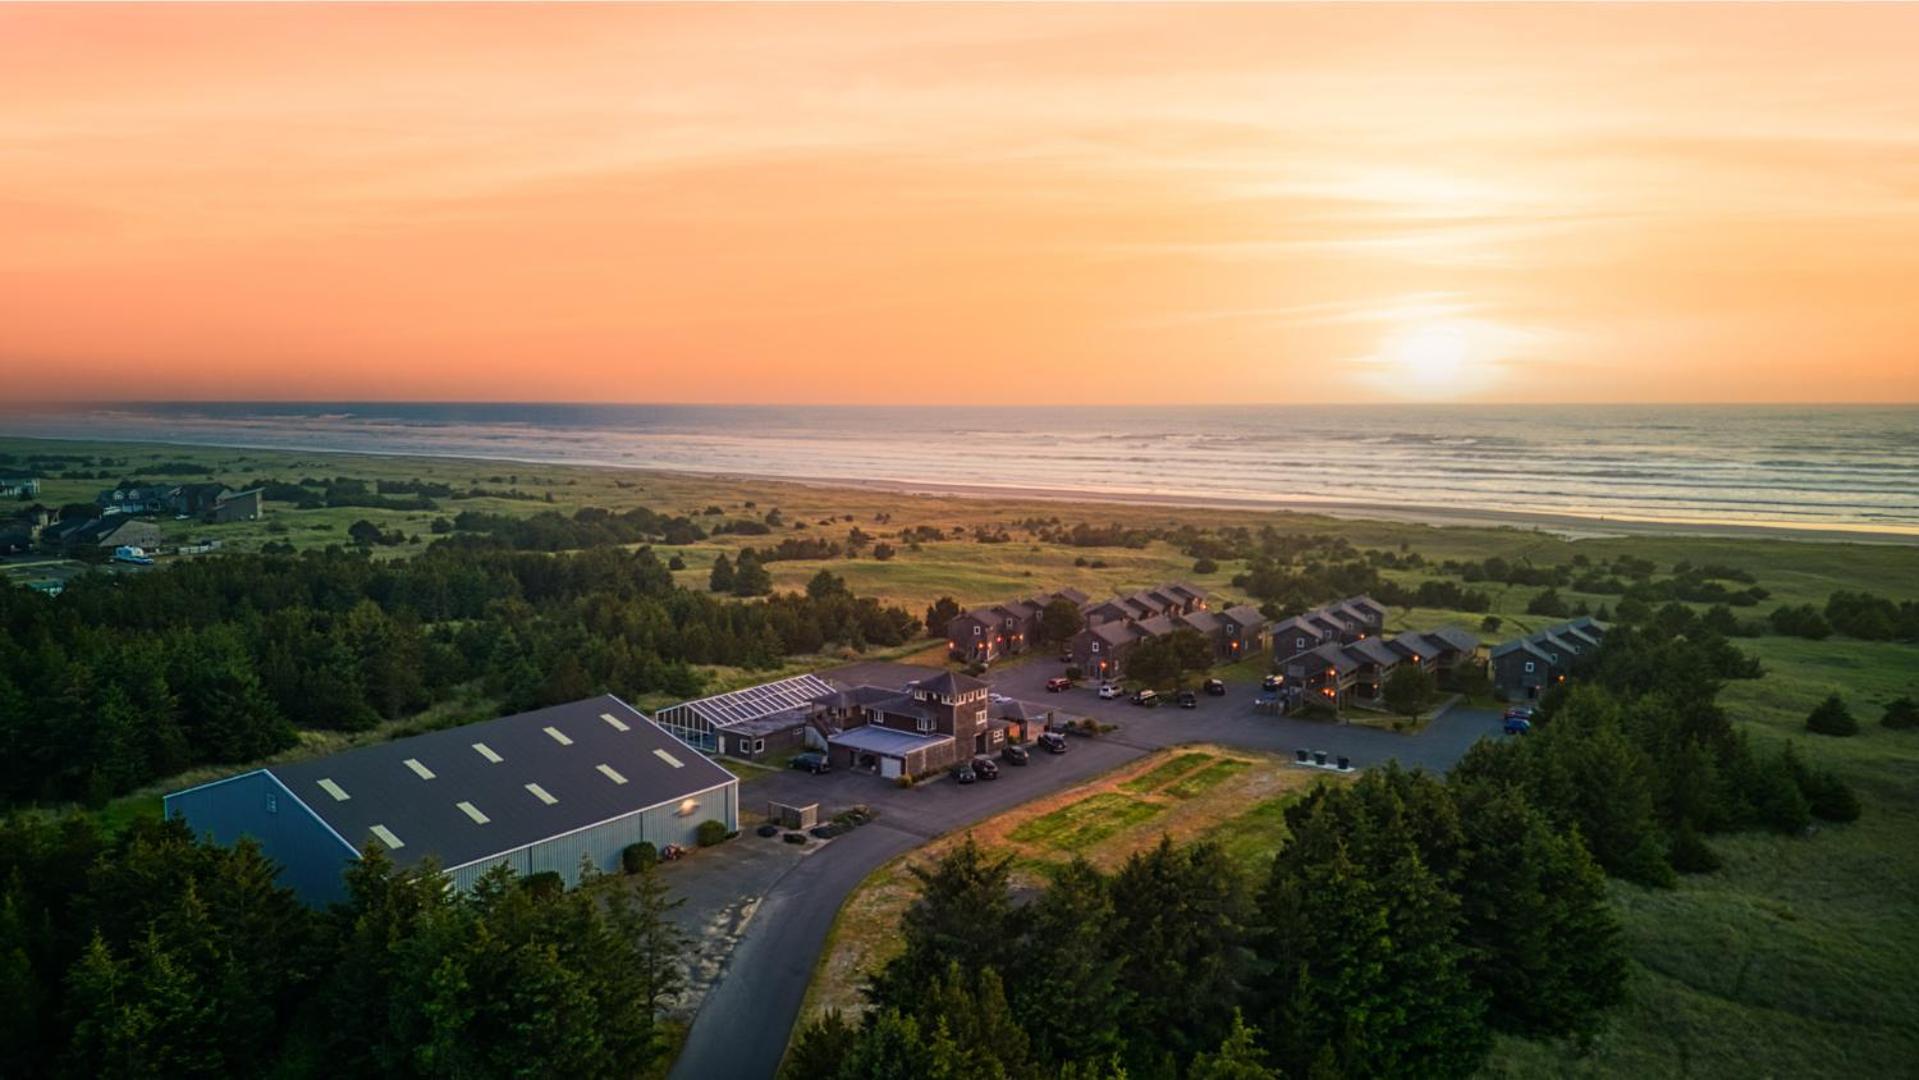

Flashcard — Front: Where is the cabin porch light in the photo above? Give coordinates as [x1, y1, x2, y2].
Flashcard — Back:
[677, 798, 699, 816]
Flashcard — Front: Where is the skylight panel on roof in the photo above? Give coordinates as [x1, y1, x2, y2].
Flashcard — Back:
[317, 778, 350, 802]
[472, 742, 503, 763]
[369, 824, 404, 849]
[525, 783, 558, 805]
[544, 726, 574, 746]
[403, 758, 436, 780]
[597, 764, 629, 785]
[653, 748, 685, 769]
[456, 801, 490, 824]
[600, 712, 631, 732]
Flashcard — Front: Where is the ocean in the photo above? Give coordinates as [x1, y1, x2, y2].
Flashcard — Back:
[5, 403, 1917, 536]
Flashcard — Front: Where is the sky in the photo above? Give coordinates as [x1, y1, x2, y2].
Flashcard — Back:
[2, 3, 1916, 405]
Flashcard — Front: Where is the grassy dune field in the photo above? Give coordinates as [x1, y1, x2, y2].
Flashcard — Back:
[7, 435, 1918, 1076]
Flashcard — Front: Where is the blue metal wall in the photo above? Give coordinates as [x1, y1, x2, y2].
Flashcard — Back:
[164, 771, 358, 906]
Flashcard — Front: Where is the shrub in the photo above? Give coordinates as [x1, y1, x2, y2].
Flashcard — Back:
[1480, 615, 1502, 633]
[1883, 695, 1919, 730]
[667, 554, 686, 571]
[696, 820, 730, 847]
[964, 663, 987, 677]
[1805, 693, 1858, 736]
[1668, 824, 1721, 874]
[1064, 666, 1083, 681]
[1192, 557, 1219, 575]
[1801, 769, 1862, 823]
[521, 870, 565, 898]
[622, 841, 658, 873]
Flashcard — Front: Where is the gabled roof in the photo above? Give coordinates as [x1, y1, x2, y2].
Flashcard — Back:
[238, 695, 733, 873]
[1305, 641, 1361, 673]
[1089, 621, 1147, 646]
[1344, 638, 1402, 666]
[993, 699, 1053, 723]
[1136, 614, 1179, 637]
[1178, 610, 1224, 634]
[1164, 582, 1210, 602]
[1307, 611, 1354, 635]
[1422, 626, 1480, 653]
[913, 670, 990, 698]
[1053, 587, 1091, 605]
[1491, 638, 1556, 662]
[666, 673, 839, 729]
[1386, 633, 1439, 661]
[1220, 605, 1267, 629]
[1271, 615, 1327, 640]
[1346, 595, 1390, 620]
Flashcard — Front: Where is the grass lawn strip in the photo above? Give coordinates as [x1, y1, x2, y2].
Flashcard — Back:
[1117, 751, 1216, 794]
[1163, 758, 1252, 800]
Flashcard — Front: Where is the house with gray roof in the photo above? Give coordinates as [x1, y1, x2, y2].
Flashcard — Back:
[165, 695, 737, 905]
[1491, 619, 1607, 700]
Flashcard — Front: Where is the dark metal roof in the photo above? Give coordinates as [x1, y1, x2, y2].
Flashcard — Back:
[264, 695, 734, 872]
[913, 671, 990, 698]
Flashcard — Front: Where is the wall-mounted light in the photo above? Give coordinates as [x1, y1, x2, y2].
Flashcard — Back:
[677, 798, 699, 816]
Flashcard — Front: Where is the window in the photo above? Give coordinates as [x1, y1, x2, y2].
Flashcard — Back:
[1524, 661, 1536, 673]
[1092, 642, 1101, 653]
[754, 739, 766, 753]
[917, 717, 934, 732]
[973, 625, 982, 637]
[1297, 636, 1307, 649]
[265, 791, 278, 814]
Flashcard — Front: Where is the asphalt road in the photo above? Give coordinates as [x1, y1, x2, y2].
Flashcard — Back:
[669, 667, 1501, 1080]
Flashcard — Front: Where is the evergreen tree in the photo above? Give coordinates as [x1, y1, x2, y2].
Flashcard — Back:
[1187, 1011, 1279, 1080]
[1110, 837, 1250, 1066]
[1381, 664, 1437, 723]
[868, 838, 1015, 1011]
[1452, 783, 1626, 1041]
[787, 1009, 860, 1080]
[1805, 693, 1858, 736]
[732, 550, 773, 597]
[708, 553, 736, 592]
[1883, 695, 1919, 730]
[1011, 859, 1128, 1064]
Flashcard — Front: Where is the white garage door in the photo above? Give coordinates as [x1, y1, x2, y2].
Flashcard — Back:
[880, 756, 902, 780]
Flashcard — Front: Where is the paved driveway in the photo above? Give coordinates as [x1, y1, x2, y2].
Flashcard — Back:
[669, 664, 1502, 1080]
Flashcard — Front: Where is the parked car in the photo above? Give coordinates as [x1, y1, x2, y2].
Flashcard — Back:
[1503, 716, 1532, 735]
[1045, 676, 1072, 693]
[990, 692, 1012, 704]
[1037, 731, 1068, 754]
[1177, 689, 1198, 709]
[1098, 683, 1122, 700]
[955, 762, 977, 783]
[1204, 678, 1227, 696]
[1131, 689, 1159, 707]
[972, 756, 1001, 780]
[1002, 744, 1030, 765]
[1261, 674, 1282, 692]
[1505, 706, 1536, 721]
[790, 751, 831, 774]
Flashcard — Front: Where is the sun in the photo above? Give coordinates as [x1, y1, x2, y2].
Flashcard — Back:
[1384, 321, 1472, 389]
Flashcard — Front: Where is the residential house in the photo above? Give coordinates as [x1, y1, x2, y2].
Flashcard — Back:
[0, 477, 39, 498]
[1491, 619, 1607, 700]
[1343, 637, 1405, 700]
[1272, 595, 1389, 663]
[946, 587, 1094, 663]
[205, 488, 264, 523]
[814, 670, 995, 777]
[43, 515, 163, 553]
[1282, 641, 1362, 709]
[1071, 620, 1149, 681]
[1215, 604, 1270, 662]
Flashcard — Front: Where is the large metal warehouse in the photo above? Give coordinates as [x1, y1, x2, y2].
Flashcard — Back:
[165, 694, 738, 905]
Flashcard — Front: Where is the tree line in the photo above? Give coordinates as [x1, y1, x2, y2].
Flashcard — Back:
[0, 814, 683, 1079]
[0, 544, 920, 807]
[791, 763, 1624, 1080]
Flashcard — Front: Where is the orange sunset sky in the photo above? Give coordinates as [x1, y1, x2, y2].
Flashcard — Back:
[2, 3, 1916, 405]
